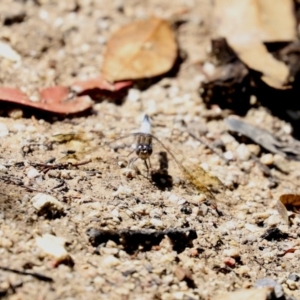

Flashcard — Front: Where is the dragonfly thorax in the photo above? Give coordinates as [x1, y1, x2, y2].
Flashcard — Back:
[135, 134, 153, 160]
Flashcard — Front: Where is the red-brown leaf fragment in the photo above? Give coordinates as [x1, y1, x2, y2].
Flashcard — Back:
[0, 86, 93, 114]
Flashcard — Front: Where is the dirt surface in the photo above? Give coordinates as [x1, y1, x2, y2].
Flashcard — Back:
[1, 0, 300, 299]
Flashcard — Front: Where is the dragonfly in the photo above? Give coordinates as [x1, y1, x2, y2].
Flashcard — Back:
[109, 115, 225, 200]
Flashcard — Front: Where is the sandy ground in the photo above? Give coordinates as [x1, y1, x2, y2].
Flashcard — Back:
[1, 0, 300, 299]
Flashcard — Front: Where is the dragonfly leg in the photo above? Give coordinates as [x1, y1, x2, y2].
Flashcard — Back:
[144, 159, 152, 177]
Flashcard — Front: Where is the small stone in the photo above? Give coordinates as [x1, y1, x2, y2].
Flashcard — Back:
[150, 218, 163, 227]
[100, 255, 120, 268]
[224, 257, 235, 267]
[113, 185, 133, 196]
[31, 193, 64, 217]
[0, 237, 13, 248]
[27, 167, 41, 179]
[121, 168, 137, 178]
[254, 278, 284, 298]
[236, 144, 251, 161]
[0, 123, 9, 137]
[223, 248, 240, 258]
[127, 88, 141, 102]
[273, 154, 290, 173]
[224, 151, 234, 161]
[247, 144, 260, 156]
[0, 41, 21, 62]
[237, 265, 249, 275]
[8, 108, 23, 119]
[260, 153, 274, 165]
[0, 164, 8, 173]
[36, 234, 72, 263]
[99, 247, 119, 256]
[265, 215, 282, 226]
[118, 160, 127, 168]
[286, 279, 298, 290]
[288, 274, 300, 282]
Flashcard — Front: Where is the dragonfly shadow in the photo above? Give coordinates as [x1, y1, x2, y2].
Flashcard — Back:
[151, 151, 173, 191]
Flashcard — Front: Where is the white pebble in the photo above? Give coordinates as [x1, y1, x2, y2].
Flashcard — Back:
[223, 248, 240, 258]
[27, 167, 41, 179]
[36, 234, 70, 261]
[260, 153, 274, 165]
[150, 218, 163, 227]
[100, 255, 120, 268]
[127, 88, 141, 102]
[266, 215, 282, 226]
[31, 193, 64, 214]
[0, 123, 9, 137]
[236, 144, 251, 161]
[113, 185, 133, 196]
[0, 164, 7, 173]
[224, 151, 234, 161]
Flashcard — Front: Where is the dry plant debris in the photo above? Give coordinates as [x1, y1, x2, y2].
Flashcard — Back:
[102, 17, 178, 81]
[277, 194, 300, 225]
[213, 0, 296, 88]
[1, 0, 300, 299]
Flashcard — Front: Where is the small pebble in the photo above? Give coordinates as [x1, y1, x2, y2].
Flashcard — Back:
[36, 234, 71, 263]
[127, 88, 141, 102]
[265, 215, 282, 226]
[288, 274, 300, 282]
[121, 168, 136, 178]
[260, 153, 274, 165]
[0, 237, 13, 248]
[224, 151, 234, 161]
[113, 185, 133, 196]
[223, 248, 240, 258]
[224, 257, 236, 267]
[0, 164, 8, 173]
[236, 144, 251, 161]
[254, 278, 284, 298]
[27, 167, 41, 179]
[31, 193, 64, 216]
[100, 255, 120, 268]
[150, 218, 163, 227]
[8, 108, 23, 119]
[0, 123, 9, 137]
[273, 154, 290, 173]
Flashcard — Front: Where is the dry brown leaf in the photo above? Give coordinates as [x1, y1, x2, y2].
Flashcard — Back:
[102, 17, 177, 82]
[212, 288, 271, 300]
[213, 0, 296, 88]
[279, 194, 300, 213]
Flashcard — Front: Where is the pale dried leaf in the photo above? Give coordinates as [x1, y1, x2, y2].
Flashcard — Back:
[212, 288, 271, 300]
[276, 199, 289, 225]
[102, 18, 177, 81]
[279, 193, 300, 214]
[0, 41, 21, 62]
[214, 0, 296, 88]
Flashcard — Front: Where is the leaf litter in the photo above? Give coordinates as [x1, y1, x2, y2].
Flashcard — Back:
[102, 17, 178, 81]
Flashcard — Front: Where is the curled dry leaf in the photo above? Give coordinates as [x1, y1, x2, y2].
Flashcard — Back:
[0, 78, 131, 114]
[71, 75, 132, 93]
[102, 17, 178, 82]
[213, 0, 296, 88]
[277, 193, 300, 225]
[279, 194, 300, 213]
[0, 86, 93, 114]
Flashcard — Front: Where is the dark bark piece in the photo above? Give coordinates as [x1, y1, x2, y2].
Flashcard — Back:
[86, 228, 197, 254]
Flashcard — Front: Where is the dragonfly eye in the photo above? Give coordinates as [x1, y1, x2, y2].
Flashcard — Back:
[136, 144, 153, 159]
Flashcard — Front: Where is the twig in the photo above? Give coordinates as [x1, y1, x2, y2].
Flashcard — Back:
[0, 266, 53, 282]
